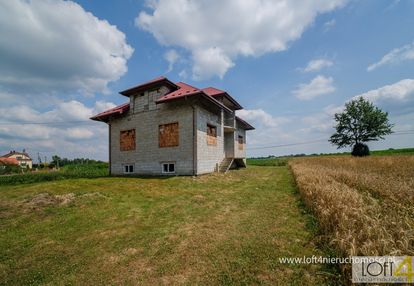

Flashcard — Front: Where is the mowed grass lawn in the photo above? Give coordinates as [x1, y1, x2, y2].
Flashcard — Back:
[1, 166, 328, 285]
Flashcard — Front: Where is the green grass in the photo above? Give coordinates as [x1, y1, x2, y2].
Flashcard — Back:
[318, 147, 414, 157]
[0, 163, 108, 186]
[0, 166, 333, 285]
[247, 147, 414, 165]
[370, 147, 414, 155]
[247, 157, 289, 166]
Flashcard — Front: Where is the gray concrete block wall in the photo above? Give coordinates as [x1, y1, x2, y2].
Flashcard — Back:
[110, 102, 194, 175]
[224, 132, 235, 158]
[132, 86, 171, 113]
[234, 124, 246, 159]
[196, 107, 225, 174]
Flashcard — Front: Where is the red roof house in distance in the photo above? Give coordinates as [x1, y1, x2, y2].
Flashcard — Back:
[91, 76, 254, 176]
[0, 157, 19, 166]
[0, 150, 32, 169]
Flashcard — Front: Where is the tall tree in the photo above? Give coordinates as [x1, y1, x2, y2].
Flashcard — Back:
[329, 97, 393, 156]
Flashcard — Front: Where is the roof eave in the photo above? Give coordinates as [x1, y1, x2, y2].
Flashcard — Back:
[223, 92, 243, 110]
[89, 116, 108, 122]
[119, 78, 179, 96]
[156, 92, 233, 113]
[211, 92, 243, 110]
[236, 116, 255, 130]
[90, 103, 130, 122]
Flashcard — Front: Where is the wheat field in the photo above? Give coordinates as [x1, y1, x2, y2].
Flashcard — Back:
[289, 156, 414, 272]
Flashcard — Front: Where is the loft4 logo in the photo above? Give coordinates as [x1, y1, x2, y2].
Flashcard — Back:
[352, 256, 414, 283]
[395, 256, 414, 282]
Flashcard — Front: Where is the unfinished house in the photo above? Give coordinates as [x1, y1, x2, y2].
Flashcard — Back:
[91, 76, 254, 175]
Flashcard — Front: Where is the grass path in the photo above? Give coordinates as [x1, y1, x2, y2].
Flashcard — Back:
[0, 166, 328, 285]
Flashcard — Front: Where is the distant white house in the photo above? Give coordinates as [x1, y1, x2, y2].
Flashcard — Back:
[1, 150, 33, 169]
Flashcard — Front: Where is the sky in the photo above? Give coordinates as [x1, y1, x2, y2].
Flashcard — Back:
[0, 0, 413, 161]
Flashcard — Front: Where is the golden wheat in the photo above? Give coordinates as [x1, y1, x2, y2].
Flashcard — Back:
[289, 155, 414, 259]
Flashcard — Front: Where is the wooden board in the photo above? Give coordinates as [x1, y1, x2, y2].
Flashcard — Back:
[120, 129, 136, 151]
[207, 124, 217, 146]
[159, 122, 179, 147]
[238, 135, 244, 150]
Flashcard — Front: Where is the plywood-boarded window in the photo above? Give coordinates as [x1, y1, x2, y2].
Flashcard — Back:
[207, 124, 217, 146]
[159, 122, 179, 148]
[238, 135, 244, 150]
[120, 129, 136, 151]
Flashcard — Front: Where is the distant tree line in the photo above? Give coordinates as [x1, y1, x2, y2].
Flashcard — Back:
[32, 156, 106, 169]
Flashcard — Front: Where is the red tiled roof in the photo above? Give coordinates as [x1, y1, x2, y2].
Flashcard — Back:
[236, 116, 255, 130]
[202, 87, 243, 110]
[0, 157, 19, 165]
[202, 87, 226, 96]
[1, 151, 31, 159]
[156, 82, 202, 101]
[156, 82, 232, 112]
[90, 102, 129, 122]
[119, 76, 178, 96]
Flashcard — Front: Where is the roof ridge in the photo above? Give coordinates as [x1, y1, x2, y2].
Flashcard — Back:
[175, 81, 201, 90]
[106, 102, 129, 110]
[202, 86, 224, 90]
[120, 76, 178, 96]
[1, 151, 31, 158]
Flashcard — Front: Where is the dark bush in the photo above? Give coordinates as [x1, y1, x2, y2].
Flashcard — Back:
[351, 143, 370, 157]
[0, 164, 21, 175]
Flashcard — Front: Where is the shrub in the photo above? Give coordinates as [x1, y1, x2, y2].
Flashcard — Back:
[0, 162, 109, 185]
[0, 164, 21, 175]
[351, 143, 370, 157]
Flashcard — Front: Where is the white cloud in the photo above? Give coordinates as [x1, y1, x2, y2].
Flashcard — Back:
[64, 128, 94, 140]
[136, 0, 347, 79]
[323, 104, 344, 116]
[192, 48, 234, 80]
[323, 19, 336, 32]
[178, 70, 188, 79]
[242, 80, 414, 157]
[164, 49, 180, 72]
[292, 75, 335, 100]
[352, 79, 414, 103]
[367, 42, 414, 71]
[315, 79, 414, 136]
[236, 80, 414, 157]
[300, 59, 333, 72]
[0, 100, 116, 159]
[300, 114, 332, 133]
[0, 0, 133, 94]
[0, 1, 128, 159]
[236, 109, 294, 153]
[0, 100, 113, 123]
[237, 109, 289, 128]
[94, 101, 117, 113]
[385, 0, 401, 11]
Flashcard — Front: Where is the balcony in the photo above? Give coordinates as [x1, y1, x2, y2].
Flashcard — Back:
[224, 113, 235, 132]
